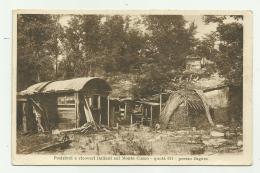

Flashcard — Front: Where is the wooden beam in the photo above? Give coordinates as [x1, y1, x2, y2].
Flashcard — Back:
[30, 98, 43, 112]
[84, 96, 95, 123]
[22, 102, 28, 133]
[195, 90, 214, 126]
[124, 103, 127, 118]
[74, 93, 80, 128]
[159, 94, 162, 113]
[150, 106, 153, 119]
[98, 95, 101, 125]
[150, 105, 153, 127]
[130, 114, 132, 125]
[98, 95, 101, 109]
[107, 96, 110, 127]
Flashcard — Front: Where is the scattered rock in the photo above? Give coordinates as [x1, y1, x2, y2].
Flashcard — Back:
[52, 129, 60, 135]
[176, 130, 189, 135]
[216, 124, 224, 128]
[190, 146, 205, 155]
[203, 138, 229, 147]
[155, 123, 160, 130]
[210, 131, 225, 137]
[237, 140, 243, 147]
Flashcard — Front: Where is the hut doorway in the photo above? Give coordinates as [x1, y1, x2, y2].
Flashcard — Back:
[100, 96, 108, 126]
[87, 95, 109, 126]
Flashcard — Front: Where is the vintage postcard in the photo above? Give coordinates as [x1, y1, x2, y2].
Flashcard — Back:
[12, 10, 252, 165]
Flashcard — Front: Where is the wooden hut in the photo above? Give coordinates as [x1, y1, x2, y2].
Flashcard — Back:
[134, 101, 160, 126]
[108, 98, 135, 125]
[17, 77, 112, 132]
[108, 98, 161, 127]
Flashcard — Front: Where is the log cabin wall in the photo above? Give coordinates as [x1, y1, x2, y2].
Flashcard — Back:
[100, 96, 109, 126]
[39, 95, 58, 130]
[53, 92, 111, 130]
[56, 93, 76, 129]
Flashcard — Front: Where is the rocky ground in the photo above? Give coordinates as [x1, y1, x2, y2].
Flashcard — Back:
[17, 124, 243, 156]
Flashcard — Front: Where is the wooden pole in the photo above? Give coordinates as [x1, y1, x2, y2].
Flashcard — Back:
[75, 94, 77, 128]
[74, 93, 79, 128]
[98, 95, 101, 125]
[130, 114, 133, 125]
[124, 103, 127, 118]
[150, 105, 153, 127]
[107, 96, 110, 127]
[159, 94, 162, 113]
[185, 100, 190, 128]
[22, 102, 28, 133]
[150, 106, 153, 120]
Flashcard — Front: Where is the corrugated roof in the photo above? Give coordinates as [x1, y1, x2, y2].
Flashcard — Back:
[42, 77, 94, 93]
[19, 81, 51, 96]
[19, 77, 111, 95]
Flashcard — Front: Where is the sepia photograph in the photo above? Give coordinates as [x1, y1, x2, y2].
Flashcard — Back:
[12, 10, 252, 165]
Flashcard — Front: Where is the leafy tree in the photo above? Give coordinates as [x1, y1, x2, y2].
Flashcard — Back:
[58, 15, 102, 78]
[203, 15, 243, 86]
[132, 15, 198, 98]
[79, 15, 103, 76]
[58, 15, 145, 77]
[132, 64, 170, 98]
[100, 15, 145, 73]
[17, 14, 61, 90]
[196, 33, 218, 60]
[99, 15, 130, 73]
[194, 33, 219, 77]
[143, 15, 197, 70]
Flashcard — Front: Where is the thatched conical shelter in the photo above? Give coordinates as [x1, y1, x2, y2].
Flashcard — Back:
[159, 89, 214, 130]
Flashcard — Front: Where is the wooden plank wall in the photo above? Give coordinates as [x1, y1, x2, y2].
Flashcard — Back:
[57, 105, 76, 130]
